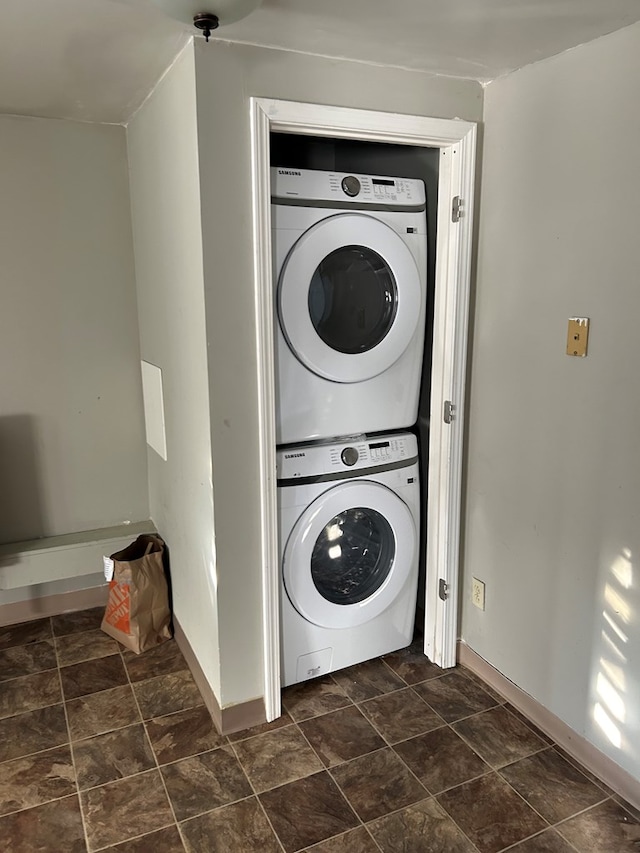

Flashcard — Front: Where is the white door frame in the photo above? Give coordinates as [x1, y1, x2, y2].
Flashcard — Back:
[250, 97, 477, 722]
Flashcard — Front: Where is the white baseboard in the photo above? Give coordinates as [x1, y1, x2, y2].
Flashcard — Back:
[458, 641, 640, 810]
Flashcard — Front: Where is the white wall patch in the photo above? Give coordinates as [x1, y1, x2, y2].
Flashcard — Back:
[140, 360, 167, 460]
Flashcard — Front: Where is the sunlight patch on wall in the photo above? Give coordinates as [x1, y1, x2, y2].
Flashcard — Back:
[591, 548, 633, 754]
[596, 672, 626, 723]
[600, 630, 627, 662]
[600, 658, 626, 693]
[593, 702, 622, 748]
[604, 584, 631, 624]
[612, 548, 633, 589]
[602, 610, 628, 645]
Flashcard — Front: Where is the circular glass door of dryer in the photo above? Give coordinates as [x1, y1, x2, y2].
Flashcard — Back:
[278, 213, 422, 383]
[283, 480, 417, 629]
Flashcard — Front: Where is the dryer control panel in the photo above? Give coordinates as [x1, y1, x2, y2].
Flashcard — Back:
[272, 167, 425, 209]
[277, 432, 418, 480]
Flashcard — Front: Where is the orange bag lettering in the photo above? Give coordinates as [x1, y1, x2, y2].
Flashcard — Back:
[100, 534, 172, 654]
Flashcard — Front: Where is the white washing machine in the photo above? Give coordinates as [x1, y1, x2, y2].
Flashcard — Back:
[272, 167, 427, 445]
[277, 431, 420, 687]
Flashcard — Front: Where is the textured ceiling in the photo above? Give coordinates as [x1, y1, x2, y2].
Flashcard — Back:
[0, 0, 639, 124]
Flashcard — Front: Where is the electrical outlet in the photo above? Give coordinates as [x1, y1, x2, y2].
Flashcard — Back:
[472, 577, 485, 610]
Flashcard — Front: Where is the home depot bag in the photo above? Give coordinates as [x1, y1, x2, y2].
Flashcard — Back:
[101, 533, 172, 654]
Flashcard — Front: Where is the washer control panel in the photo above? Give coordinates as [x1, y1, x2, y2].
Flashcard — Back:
[277, 432, 418, 480]
[272, 167, 425, 208]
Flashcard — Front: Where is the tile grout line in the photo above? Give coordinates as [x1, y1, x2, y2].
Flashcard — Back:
[354, 690, 446, 747]
[488, 757, 610, 852]
[49, 632, 198, 846]
[443, 722, 560, 809]
[458, 665, 508, 704]
[551, 796, 618, 833]
[54, 616, 93, 853]
[379, 735, 483, 848]
[227, 717, 295, 745]
[158, 664, 608, 850]
[231, 695, 392, 849]
[426, 802, 483, 853]
[0, 711, 69, 767]
[298, 693, 484, 853]
[0, 673, 60, 719]
[55, 617, 136, 849]
[226, 736, 288, 852]
[129, 649, 289, 846]
[294, 661, 452, 850]
[0, 666, 58, 687]
[281, 682, 354, 725]
[68, 714, 147, 747]
[298, 823, 387, 853]
[614, 794, 640, 822]
[0, 639, 58, 684]
[351, 699, 394, 746]
[418, 722, 524, 853]
[90, 825, 180, 853]
[497, 824, 583, 853]
[292, 711, 456, 853]
[418, 761, 494, 799]
[320, 759, 370, 840]
[79, 772, 176, 852]
[119, 641, 187, 853]
[551, 743, 618, 799]
[499, 702, 557, 747]
[252, 659, 438, 851]
[414, 675, 506, 721]
[449, 718, 550, 770]
[81, 638, 267, 847]
[3, 628, 636, 851]
[435, 702, 501, 727]
[0, 621, 83, 824]
[339, 665, 544, 852]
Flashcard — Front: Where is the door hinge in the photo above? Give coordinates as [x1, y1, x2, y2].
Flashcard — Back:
[444, 400, 455, 424]
[452, 196, 463, 222]
[439, 578, 450, 601]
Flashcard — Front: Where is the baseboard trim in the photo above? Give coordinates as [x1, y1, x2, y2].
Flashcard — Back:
[0, 584, 109, 627]
[458, 640, 640, 810]
[173, 617, 266, 737]
[221, 696, 267, 735]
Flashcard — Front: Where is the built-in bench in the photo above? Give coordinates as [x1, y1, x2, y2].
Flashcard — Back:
[0, 520, 155, 624]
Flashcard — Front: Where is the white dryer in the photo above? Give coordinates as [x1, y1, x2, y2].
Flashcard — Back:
[277, 431, 420, 687]
[272, 168, 427, 445]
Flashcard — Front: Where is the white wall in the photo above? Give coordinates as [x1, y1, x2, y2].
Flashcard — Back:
[127, 47, 220, 695]
[0, 115, 148, 547]
[193, 41, 483, 708]
[464, 22, 640, 782]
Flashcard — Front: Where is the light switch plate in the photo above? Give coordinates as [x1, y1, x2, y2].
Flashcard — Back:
[567, 317, 589, 357]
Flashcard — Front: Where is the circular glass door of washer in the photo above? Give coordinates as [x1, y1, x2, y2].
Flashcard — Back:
[283, 480, 416, 629]
[278, 213, 422, 383]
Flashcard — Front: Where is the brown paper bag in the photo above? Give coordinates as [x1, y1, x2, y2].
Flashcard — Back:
[101, 533, 172, 654]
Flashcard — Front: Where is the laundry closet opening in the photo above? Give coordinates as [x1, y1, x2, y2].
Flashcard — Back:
[270, 131, 440, 651]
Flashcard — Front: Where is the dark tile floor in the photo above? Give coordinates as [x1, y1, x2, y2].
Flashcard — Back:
[1, 609, 639, 852]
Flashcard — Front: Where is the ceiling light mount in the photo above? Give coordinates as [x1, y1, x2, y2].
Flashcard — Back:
[150, 0, 262, 37]
[193, 12, 219, 41]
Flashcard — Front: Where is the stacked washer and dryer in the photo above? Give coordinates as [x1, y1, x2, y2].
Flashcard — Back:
[272, 167, 428, 687]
